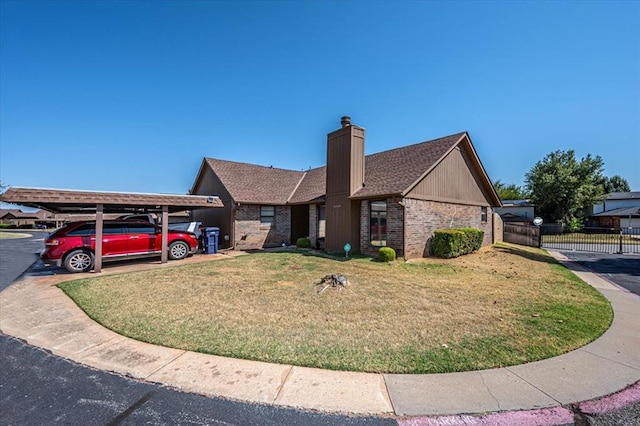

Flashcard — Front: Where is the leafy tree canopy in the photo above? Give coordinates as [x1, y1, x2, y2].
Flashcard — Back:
[599, 175, 630, 194]
[525, 150, 605, 224]
[492, 180, 529, 200]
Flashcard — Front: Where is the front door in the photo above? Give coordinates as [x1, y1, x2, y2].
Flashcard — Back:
[290, 204, 310, 245]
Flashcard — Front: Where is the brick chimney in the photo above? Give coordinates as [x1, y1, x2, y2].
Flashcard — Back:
[324, 116, 365, 253]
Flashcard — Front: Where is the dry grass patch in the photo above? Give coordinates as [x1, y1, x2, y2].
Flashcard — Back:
[0, 231, 32, 239]
[59, 243, 612, 373]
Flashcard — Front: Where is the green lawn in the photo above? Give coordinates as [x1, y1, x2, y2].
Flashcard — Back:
[59, 244, 613, 374]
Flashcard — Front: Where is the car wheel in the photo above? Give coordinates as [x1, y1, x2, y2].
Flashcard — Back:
[64, 250, 94, 273]
[168, 241, 189, 260]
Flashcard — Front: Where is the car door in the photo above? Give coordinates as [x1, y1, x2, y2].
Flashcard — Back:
[101, 223, 129, 257]
[125, 223, 159, 255]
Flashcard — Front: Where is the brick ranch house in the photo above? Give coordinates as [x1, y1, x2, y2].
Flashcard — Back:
[190, 117, 501, 259]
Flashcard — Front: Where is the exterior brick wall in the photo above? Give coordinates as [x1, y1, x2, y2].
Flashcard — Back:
[359, 198, 405, 258]
[595, 216, 620, 228]
[360, 200, 369, 254]
[234, 205, 291, 250]
[309, 204, 318, 246]
[403, 198, 493, 259]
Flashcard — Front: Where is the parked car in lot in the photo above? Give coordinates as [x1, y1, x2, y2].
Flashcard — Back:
[41, 220, 199, 273]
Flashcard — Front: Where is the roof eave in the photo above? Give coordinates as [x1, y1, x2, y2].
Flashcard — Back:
[189, 158, 210, 195]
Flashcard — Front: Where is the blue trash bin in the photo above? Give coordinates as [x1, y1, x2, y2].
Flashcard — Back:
[203, 227, 219, 254]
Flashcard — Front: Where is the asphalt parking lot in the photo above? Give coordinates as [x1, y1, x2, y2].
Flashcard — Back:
[0, 231, 391, 425]
[557, 250, 640, 296]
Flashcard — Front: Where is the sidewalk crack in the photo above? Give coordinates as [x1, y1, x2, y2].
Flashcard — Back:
[480, 372, 502, 411]
[273, 366, 294, 403]
[505, 367, 563, 405]
[144, 350, 187, 379]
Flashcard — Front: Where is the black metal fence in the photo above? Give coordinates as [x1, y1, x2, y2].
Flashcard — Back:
[541, 226, 640, 254]
[503, 224, 640, 254]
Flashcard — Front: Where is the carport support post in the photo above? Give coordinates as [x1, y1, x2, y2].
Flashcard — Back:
[161, 205, 168, 264]
[95, 204, 103, 273]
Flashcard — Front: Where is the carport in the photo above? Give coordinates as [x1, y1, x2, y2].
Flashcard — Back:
[0, 187, 223, 272]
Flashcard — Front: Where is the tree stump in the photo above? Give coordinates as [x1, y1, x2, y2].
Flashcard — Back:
[316, 274, 349, 294]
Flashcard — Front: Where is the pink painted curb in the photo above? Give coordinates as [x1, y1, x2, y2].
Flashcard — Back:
[578, 380, 640, 415]
[398, 406, 574, 426]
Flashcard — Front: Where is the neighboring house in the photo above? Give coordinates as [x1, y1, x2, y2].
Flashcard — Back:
[190, 117, 501, 259]
[494, 200, 535, 225]
[591, 192, 640, 230]
[0, 209, 42, 227]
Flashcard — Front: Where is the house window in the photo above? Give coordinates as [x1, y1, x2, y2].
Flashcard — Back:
[260, 206, 275, 227]
[370, 200, 387, 246]
[481, 206, 488, 222]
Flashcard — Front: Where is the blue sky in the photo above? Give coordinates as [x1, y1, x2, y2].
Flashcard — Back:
[1, 0, 639, 202]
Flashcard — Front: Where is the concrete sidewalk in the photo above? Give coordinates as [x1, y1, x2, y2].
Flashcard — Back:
[0, 251, 638, 418]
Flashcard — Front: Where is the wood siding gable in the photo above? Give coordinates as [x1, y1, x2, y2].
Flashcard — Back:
[406, 139, 497, 206]
[190, 159, 236, 246]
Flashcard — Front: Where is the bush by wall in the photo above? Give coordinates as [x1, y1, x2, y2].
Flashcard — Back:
[296, 237, 311, 249]
[377, 247, 396, 262]
[431, 228, 484, 258]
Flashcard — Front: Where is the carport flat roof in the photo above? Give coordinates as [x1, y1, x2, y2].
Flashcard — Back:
[0, 187, 223, 214]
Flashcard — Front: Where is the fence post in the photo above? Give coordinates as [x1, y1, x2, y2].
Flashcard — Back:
[538, 227, 542, 248]
[618, 230, 623, 254]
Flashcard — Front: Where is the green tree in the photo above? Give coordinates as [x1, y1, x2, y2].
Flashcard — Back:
[600, 175, 630, 194]
[525, 150, 605, 224]
[492, 180, 529, 200]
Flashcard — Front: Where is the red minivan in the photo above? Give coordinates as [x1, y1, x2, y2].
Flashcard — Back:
[42, 220, 199, 273]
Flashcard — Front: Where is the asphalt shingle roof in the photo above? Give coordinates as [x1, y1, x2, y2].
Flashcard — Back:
[605, 192, 640, 200]
[594, 207, 640, 217]
[202, 131, 481, 204]
[353, 132, 466, 198]
[288, 166, 326, 204]
[0, 187, 223, 213]
[205, 159, 305, 205]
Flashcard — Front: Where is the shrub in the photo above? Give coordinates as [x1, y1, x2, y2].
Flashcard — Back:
[296, 237, 311, 249]
[456, 227, 484, 252]
[377, 247, 396, 262]
[564, 217, 582, 233]
[431, 228, 484, 258]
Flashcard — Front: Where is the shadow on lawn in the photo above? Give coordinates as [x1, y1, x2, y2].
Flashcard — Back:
[252, 246, 384, 263]
[299, 249, 373, 262]
[493, 244, 560, 266]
